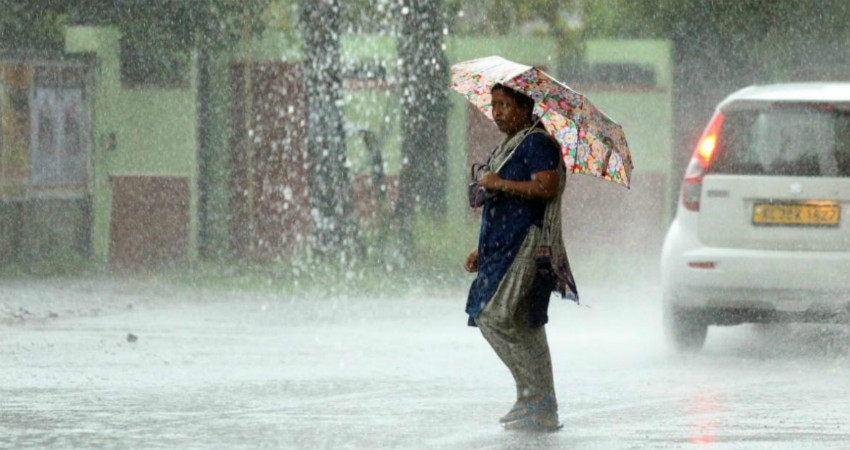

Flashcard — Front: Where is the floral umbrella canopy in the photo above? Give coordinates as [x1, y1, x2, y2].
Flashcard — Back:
[450, 56, 634, 189]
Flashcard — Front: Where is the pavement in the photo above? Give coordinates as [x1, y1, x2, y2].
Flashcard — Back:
[2, 275, 850, 450]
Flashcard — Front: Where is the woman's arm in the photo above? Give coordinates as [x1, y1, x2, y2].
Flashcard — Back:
[477, 170, 559, 201]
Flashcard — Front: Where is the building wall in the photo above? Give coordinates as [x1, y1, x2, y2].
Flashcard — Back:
[65, 27, 199, 265]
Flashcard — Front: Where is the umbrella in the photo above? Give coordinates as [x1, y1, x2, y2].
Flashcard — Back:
[450, 56, 633, 189]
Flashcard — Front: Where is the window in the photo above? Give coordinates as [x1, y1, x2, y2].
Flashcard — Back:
[29, 65, 90, 188]
[715, 108, 850, 177]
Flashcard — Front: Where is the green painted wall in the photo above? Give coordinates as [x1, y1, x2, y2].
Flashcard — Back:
[65, 26, 199, 264]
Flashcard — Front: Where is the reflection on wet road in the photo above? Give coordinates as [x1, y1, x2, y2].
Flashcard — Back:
[1, 281, 849, 449]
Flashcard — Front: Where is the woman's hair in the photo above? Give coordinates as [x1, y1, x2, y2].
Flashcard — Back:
[491, 83, 535, 118]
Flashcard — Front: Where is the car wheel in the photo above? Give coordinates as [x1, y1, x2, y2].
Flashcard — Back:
[663, 303, 708, 352]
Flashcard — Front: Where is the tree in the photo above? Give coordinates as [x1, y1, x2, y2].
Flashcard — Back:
[445, 0, 587, 79]
[300, 0, 359, 263]
[396, 0, 450, 234]
[0, 0, 270, 51]
[0, 0, 67, 51]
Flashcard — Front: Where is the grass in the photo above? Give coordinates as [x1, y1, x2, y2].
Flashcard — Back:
[151, 213, 482, 299]
[0, 252, 105, 278]
[0, 211, 659, 299]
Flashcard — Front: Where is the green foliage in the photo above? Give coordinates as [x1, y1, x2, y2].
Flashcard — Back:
[445, 0, 850, 44]
[446, 0, 580, 36]
[444, 0, 586, 77]
[433, 0, 850, 84]
[119, 20, 193, 87]
[0, 0, 67, 51]
[622, 0, 850, 84]
[338, 0, 398, 34]
[265, 0, 395, 41]
[628, 0, 850, 41]
[582, 0, 649, 39]
[66, 0, 272, 49]
[0, 0, 272, 52]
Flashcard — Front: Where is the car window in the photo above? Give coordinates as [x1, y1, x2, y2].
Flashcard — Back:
[713, 108, 850, 177]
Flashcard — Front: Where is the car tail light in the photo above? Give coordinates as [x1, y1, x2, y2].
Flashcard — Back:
[682, 112, 725, 211]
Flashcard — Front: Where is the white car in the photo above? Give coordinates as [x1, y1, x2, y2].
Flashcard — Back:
[661, 82, 850, 351]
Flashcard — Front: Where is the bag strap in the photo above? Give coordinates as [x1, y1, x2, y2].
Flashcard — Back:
[540, 161, 566, 247]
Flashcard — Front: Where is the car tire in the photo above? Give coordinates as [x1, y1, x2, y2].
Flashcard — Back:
[663, 303, 708, 352]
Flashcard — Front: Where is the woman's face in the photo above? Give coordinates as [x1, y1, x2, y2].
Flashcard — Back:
[491, 89, 531, 135]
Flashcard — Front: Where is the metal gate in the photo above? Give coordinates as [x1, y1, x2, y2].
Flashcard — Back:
[230, 62, 310, 261]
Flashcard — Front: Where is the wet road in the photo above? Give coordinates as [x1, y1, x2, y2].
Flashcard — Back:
[2, 280, 849, 449]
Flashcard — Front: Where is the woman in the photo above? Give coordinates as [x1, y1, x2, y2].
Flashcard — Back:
[464, 84, 576, 431]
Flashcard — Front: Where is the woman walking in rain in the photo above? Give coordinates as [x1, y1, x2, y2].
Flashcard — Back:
[464, 83, 576, 431]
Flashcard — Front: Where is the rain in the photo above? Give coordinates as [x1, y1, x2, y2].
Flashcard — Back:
[2, 1, 850, 448]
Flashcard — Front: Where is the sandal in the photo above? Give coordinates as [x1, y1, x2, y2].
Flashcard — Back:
[502, 411, 563, 432]
[499, 402, 533, 423]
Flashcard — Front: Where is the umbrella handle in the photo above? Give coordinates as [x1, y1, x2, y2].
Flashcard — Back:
[600, 137, 615, 177]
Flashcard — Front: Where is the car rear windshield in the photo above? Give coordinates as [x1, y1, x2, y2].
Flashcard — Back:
[713, 107, 850, 177]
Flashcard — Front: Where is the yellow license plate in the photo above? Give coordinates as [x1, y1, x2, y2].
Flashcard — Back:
[752, 201, 840, 227]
